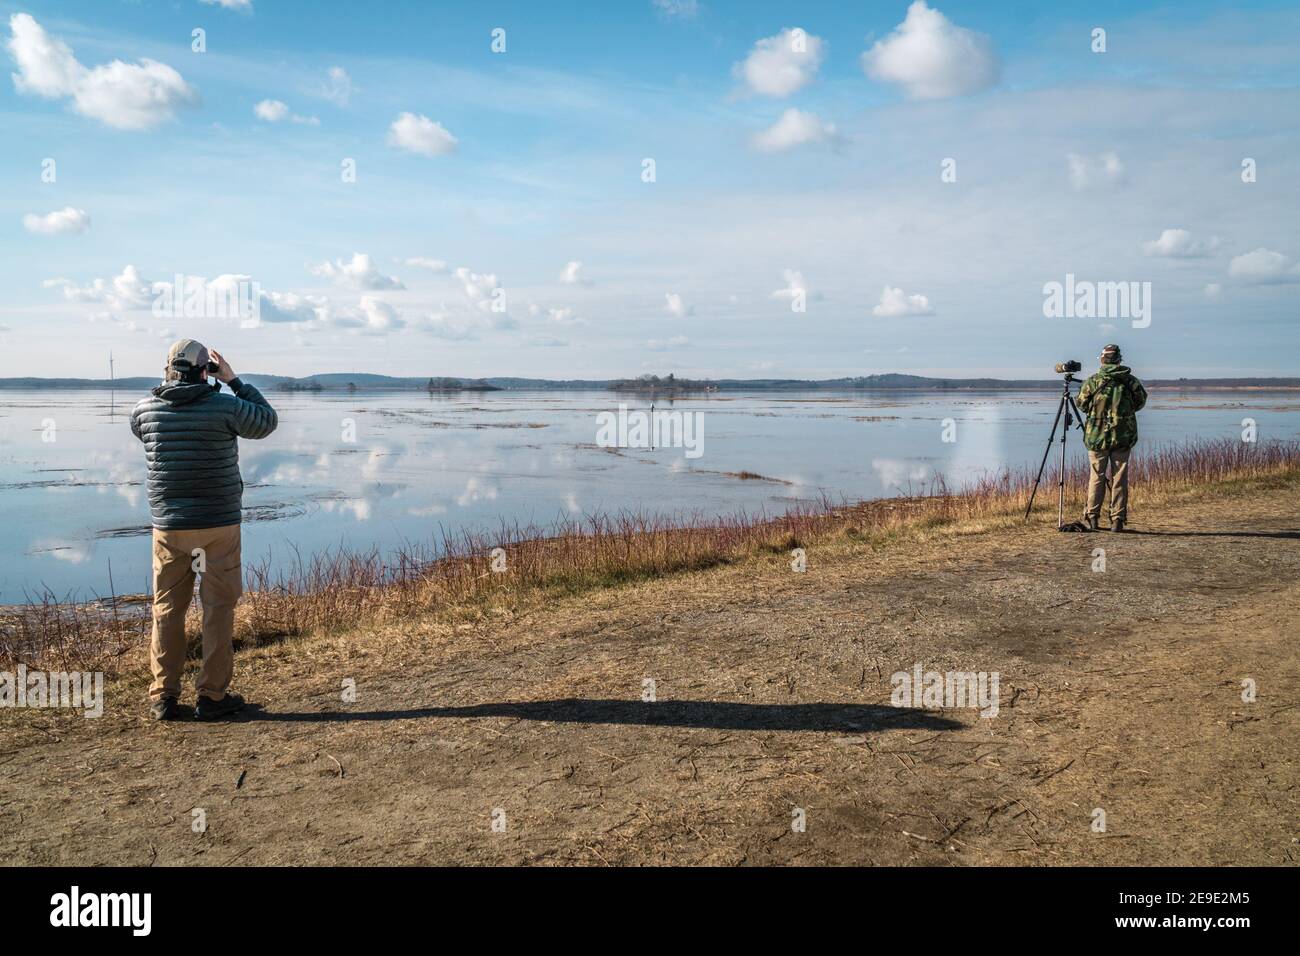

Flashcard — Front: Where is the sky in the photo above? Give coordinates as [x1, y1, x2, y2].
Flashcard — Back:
[1, 0, 1297, 381]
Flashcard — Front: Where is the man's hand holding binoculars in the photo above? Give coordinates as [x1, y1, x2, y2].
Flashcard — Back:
[208, 349, 236, 385]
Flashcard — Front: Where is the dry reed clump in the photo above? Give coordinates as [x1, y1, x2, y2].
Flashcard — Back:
[3, 438, 1297, 675]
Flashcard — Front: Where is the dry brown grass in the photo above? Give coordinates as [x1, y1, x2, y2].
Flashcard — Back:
[3, 438, 1297, 676]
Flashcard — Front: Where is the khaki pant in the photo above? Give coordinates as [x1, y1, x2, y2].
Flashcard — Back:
[148, 525, 243, 702]
[1085, 447, 1131, 524]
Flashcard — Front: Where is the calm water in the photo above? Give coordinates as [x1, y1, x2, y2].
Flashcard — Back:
[1, 387, 1297, 603]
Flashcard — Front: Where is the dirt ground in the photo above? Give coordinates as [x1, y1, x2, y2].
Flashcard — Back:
[2, 482, 1298, 866]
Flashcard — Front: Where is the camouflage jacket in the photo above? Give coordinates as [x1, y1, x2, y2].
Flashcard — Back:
[1077, 365, 1148, 452]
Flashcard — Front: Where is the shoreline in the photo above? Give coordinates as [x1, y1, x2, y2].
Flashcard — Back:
[3, 437, 1298, 677]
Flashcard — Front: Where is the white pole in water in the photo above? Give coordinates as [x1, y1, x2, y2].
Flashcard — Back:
[109, 350, 115, 386]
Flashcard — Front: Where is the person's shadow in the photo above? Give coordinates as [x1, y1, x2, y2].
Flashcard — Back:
[234, 699, 966, 733]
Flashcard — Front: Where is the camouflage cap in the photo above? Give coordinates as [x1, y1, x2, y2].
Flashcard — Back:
[1100, 343, 1122, 364]
[166, 338, 209, 370]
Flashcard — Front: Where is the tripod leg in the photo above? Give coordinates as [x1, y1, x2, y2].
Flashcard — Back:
[1024, 396, 1065, 520]
[1058, 398, 1069, 529]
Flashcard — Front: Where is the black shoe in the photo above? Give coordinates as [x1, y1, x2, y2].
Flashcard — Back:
[1085, 516, 1099, 532]
[151, 696, 181, 721]
[195, 692, 246, 722]
[1110, 519, 1126, 533]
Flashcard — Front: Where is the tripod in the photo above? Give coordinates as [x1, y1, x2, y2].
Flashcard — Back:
[1024, 374, 1089, 529]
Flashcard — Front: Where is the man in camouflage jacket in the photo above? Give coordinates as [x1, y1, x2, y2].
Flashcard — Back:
[1076, 344, 1148, 532]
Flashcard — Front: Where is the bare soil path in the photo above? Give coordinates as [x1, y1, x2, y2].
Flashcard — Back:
[3, 484, 1297, 866]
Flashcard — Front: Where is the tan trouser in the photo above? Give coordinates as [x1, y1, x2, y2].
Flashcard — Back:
[1085, 448, 1131, 523]
[149, 525, 243, 702]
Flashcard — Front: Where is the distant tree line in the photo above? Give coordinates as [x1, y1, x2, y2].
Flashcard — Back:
[609, 373, 718, 393]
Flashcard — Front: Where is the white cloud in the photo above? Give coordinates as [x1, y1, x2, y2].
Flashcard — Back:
[44, 265, 153, 310]
[454, 267, 503, 311]
[1142, 228, 1220, 258]
[861, 1, 1000, 99]
[651, 0, 699, 19]
[872, 285, 934, 317]
[253, 98, 318, 125]
[734, 27, 825, 98]
[1228, 248, 1300, 284]
[310, 253, 404, 290]
[753, 108, 841, 152]
[404, 257, 449, 273]
[664, 293, 693, 317]
[7, 14, 197, 130]
[526, 335, 569, 348]
[23, 206, 90, 235]
[200, 0, 253, 10]
[647, 335, 691, 351]
[259, 291, 323, 325]
[1067, 151, 1124, 190]
[771, 269, 812, 302]
[322, 66, 353, 106]
[254, 99, 288, 122]
[357, 296, 403, 334]
[1203, 283, 1223, 299]
[547, 307, 586, 327]
[387, 112, 458, 157]
[558, 260, 591, 285]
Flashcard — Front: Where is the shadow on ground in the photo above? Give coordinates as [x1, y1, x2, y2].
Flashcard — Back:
[230, 699, 964, 733]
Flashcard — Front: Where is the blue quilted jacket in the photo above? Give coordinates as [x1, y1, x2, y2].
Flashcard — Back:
[130, 378, 278, 529]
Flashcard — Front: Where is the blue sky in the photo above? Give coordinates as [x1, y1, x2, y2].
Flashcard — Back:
[2, 0, 1298, 379]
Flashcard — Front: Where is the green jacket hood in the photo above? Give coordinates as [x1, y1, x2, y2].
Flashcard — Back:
[1097, 364, 1133, 380]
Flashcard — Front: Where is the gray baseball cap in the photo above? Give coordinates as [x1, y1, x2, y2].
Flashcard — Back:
[166, 338, 210, 371]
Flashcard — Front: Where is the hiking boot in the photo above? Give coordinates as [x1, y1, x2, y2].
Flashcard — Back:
[195, 692, 246, 722]
[1110, 519, 1126, 533]
[1085, 516, 1099, 532]
[151, 696, 181, 721]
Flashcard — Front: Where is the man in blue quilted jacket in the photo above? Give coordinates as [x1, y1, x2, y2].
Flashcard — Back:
[131, 339, 278, 721]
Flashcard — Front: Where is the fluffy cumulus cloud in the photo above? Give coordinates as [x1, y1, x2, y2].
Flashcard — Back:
[44, 264, 154, 310]
[1142, 229, 1220, 258]
[254, 99, 318, 125]
[753, 108, 841, 152]
[861, 1, 1000, 99]
[558, 260, 591, 285]
[7, 14, 196, 130]
[357, 296, 403, 333]
[735, 27, 825, 98]
[664, 293, 693, 317]
[1067, 151, 1124, 190]
[387, 112, 458, 157]
[455, 267, 503, 311]
[1228, 248, 1300, 284]
[310, 253, 404, 290]
[23, 206, 90, 235]
[872, 285, 934, 317]
[258, 291, 323, 325]
[254, 98, 288, 122]
[771, 269, 812, 303]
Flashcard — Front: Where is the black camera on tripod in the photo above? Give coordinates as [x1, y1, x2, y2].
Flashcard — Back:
[1054, 360, 1082, 375]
